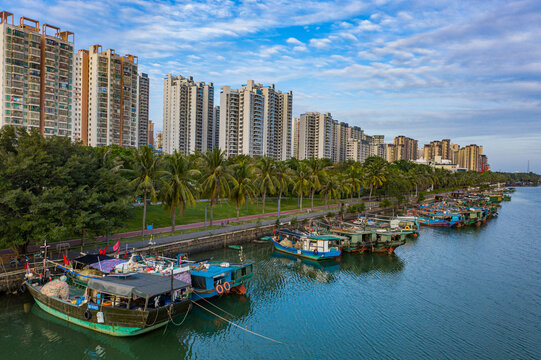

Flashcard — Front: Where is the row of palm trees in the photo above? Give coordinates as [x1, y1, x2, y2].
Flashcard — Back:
[121, 147, 507, 236]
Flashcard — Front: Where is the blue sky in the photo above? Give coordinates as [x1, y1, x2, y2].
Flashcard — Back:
[3, 0, 540, 172]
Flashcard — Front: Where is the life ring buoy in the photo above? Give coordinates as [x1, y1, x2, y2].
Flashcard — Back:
[404, 225, 411, 231]
[313, 249, 319, 255]
[223, 282, 231, 291]
[84, 310, 92, 321]
[216, 284, 224, 294]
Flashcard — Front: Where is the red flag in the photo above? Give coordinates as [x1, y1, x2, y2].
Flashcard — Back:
[24, 261, 28, 270]
[98, 248, 104, 255]
[102, 246, 108, 255]
[62, 253, 69, 266]
[124, 249, 128, 258]
[113, 241, 120, 252]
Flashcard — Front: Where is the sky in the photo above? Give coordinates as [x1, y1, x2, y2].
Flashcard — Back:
[2, 0, 540, 172]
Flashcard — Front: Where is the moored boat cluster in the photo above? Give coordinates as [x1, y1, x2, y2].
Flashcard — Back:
[23, 188, 513, 337]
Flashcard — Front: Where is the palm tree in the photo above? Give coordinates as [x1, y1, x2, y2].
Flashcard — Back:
[321, 175, 341, 208]
[122, 146, 162, 237]
[292, 162, 310, 210]
[255, 157, 277, 214]
[274, 161, 292, 217]
[161, 150, 200, 233]
[365, 157, 388, 200]
[230, 157, 256, 219]
[347, 164, 366, 201]
[307, 158, 330, 208]
[200, 148, 236, 226]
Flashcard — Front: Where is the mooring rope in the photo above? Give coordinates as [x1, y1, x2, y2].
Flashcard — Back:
[191, 300, 284, 344]
[193, 294, 236, 318]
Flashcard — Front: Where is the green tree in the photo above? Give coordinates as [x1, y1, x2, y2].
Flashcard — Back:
[122, 146, 162, 237]
[321, 175, 341, 208]
[0, 127, 131, 253]
[275, 161, 292, 217]
[160, 150, 200, 233]
[364, 156, 388, 199]
[292, 162, 310, 210]
[255, 157, 277, 214]
[230, 157, 256, 219]
[307, 158, 330, 208]
[200, 148, 236, 226]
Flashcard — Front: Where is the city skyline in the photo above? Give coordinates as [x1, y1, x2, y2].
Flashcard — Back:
[1, 0, 540, 172]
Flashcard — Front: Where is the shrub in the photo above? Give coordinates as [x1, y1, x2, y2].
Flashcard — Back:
[417, 193, 425, 203]
[290, 217, 298, 225]
[379, 199, 393, 208]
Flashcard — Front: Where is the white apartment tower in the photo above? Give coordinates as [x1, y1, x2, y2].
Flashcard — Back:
[163, 74, 214, 154]
[136, 73, 149, 147]
[219, 80, 292, 160]
[297, 112, 334, 160]
[73, 45, 138, 147]
[0, 12, 74, 137]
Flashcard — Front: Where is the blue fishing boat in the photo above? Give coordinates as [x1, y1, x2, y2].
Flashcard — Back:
[417, 214, 461, 227]
[262, 229, 342, 261]
[188, 261, 253, 299]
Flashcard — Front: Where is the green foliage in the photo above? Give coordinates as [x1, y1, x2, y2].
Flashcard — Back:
[347, 203, 366, 213]
[379, 199, 393, 208]
[0, 127, 131, 253]
[417, 193, 426, 202]
[290, 217, 298, 226]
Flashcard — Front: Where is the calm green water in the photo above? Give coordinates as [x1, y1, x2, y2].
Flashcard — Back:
[1, 187, 540, 359]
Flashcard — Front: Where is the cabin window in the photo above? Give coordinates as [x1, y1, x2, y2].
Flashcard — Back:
[191, 275, 207, 290]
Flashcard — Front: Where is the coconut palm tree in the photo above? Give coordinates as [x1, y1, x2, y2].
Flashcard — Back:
[307, 157, 330, 208]
[364, 157, 388, 200]
[230, 157, 256, 219]
[255, 157, 277, 214]
[321, 175, 341, 208]
[274, 161, 292, 217]
[122, 146, 162, 237]
[160, 150, 200, 233]
[292, 161, 310, 210]
[346, 164, 366, 201]
[200, 148, 236, 226]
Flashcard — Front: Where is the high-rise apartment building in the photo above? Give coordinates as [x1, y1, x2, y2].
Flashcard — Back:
[219, 80, 292, 160]
[450, 143, 460, 164]
[73, 45, 138, 147]
[0, 12, 74, 137]
[291, 117, 299, 159]
[148, 120, 154, 147]
[458, 144, 483, 171]
[370, 135, 386, 158]
[394, 136, 418, 160]
[296, 112, 334, 160]
[212, 106, 220, 151]
[136, 73, 149, 148]
[163, 74, 214, 154]
[156, 131, 163, 151]
[332, 120, 349, 163]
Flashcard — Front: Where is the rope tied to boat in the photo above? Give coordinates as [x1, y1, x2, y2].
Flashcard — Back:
[191, 300, 284, 345]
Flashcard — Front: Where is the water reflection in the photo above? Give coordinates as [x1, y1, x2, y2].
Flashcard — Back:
[338, 253, 404, 275]
[270, 251, 340, 283]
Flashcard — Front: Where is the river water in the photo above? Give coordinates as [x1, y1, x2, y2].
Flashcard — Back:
[1, 187, 540, 359]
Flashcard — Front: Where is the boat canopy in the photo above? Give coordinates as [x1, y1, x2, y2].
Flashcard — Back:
[277, 229, 344, 240]
[87, 273, 190, 299]
[73, 254, 113, 266]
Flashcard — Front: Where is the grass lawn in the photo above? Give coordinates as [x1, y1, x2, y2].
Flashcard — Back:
[117, 197, 338, 233]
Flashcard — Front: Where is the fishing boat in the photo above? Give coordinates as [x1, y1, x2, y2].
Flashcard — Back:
[417, 213, 461, 227]
[188, 260, 253, 299]
[69, 253, 252, 301]
[25, 270, 192, 336]
[263, 229, 342, 260]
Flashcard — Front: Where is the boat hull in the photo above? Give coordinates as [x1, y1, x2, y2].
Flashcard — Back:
[268, 238, 341, 261]
[27, 283, 190, 337]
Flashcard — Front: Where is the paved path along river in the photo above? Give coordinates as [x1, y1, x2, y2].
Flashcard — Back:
[0, 187, 539, 359]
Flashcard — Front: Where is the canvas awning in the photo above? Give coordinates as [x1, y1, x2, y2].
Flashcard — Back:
[73, 254, 113, 266]
[87, 273, 190, 299]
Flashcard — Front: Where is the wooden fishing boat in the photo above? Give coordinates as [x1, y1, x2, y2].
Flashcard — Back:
[263, 229, 342, 261]
[26, 271, 192, 336]
[111, 254, 253, 300]
[417, 214, 461, 227]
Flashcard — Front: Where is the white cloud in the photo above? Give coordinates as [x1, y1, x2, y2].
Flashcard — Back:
[309, 38, 332, 49]
[286, 37, 304, 46]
